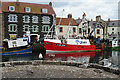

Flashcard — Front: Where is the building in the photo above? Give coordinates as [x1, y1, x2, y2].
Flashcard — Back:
[0, 1, 56, 43]
[107, 19, 120, 41]
[77, 13, 90, 38]
[0, 1, 2, 46]
[89, 21, 104, 39]
[56, 14, 77, 39]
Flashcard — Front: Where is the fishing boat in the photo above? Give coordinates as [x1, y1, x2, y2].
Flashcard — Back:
[44, 38, 104, 53]
[43, 21, 104, 53]
[0, 37, 32, 56]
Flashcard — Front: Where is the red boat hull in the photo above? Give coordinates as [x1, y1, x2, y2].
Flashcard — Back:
[44, 41, 104, 53]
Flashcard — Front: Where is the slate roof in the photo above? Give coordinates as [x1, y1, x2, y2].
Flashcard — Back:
[89, 20, 120, 28]
[106, 20, 120, 27]
[1, 1, 55, 15]
[56, 18, 77, 26]
[75, 19, 82, 25]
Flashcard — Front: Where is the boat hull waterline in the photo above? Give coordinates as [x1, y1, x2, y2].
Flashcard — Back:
[44, 40, 104, 53]
[1, 47, 32, 56]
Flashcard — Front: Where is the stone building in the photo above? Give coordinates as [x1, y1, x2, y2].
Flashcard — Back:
[0, 1, 56, 42]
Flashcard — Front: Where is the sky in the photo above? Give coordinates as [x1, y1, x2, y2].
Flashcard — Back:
[2, 0, 120, 20]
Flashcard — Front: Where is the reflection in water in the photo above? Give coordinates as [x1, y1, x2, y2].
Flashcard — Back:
[2, 50, 120, 68]
[111, 51, 120, 68]
[45, 51, 120, 68]
[45, 51, 103, 64]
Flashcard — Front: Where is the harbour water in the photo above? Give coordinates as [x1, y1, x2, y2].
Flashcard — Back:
[2, 50, 120, 69]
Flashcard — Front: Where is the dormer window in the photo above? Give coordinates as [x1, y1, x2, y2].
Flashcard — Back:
[25, 7, 31, 12]
[42, 8, 48, 13]
[9, 6, 15, 11]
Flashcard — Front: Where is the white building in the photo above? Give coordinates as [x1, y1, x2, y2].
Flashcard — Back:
[107, 20, 120, 41]
[55, 14, 78, 39]
[76, 13, 104, 39]
[77, 13, 90, 38]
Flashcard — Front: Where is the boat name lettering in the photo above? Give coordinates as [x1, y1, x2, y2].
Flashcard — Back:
[56, 44, 66, 46]
[76, 40, 87, 44]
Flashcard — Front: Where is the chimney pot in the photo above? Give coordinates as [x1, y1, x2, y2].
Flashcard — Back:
[108, 18, 110, 22]
[68, 13, 72, 18]
[49, 2, 52, 7]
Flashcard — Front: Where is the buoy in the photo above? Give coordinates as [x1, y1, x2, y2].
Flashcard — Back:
[39, 53, 43, 59]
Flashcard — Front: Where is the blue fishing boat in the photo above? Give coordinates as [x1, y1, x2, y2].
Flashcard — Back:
[0, 37, 32, 56]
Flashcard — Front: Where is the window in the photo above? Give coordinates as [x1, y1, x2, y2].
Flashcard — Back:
[42, 8, 48, 13]
[112, 23, 115, 25]
[112, 28, 114, 30]
[97, 29, 100, 34]
[59, 27, 63, 32]
[8, 24, 17, 32]
[8, 14, 17, 22]
[42, 16, 50, 24]
[79, 28, 82, 34]
[9, 6, 15, 11]
[84, 30, 87, 34]
[32, 16, 38, 23]
[97, 36, 100, 38]
[73, 27, 76, 33]
[25, 7, 31, 12]
[23, 25, 30, 32]
[32, 25, 39, 32]
[23, 15, 30, 23]
[42, 25, 50, 32]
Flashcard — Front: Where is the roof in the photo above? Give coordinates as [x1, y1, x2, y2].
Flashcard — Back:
[89, 20, 120, 28]
[89, 21, 103, 28]
[106, 20, 120, 27]
[75, 19, 82, 25]
[56, 18, 77, 26]
[1, 2, 55, 15]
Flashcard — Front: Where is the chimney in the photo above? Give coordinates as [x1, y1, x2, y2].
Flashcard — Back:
[96, 15, 101, 22]
[108, 18, 110, 22]
[68, 14, 72, 18]
[82, 12, 86, 19]
[83, 12, 86, 17]
[78, 17, 80, 20]
[91, 19, 93, 21]
[49, 2, 52, 7]
[16, 0, 19, 6]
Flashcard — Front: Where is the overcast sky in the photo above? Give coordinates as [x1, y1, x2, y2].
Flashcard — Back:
[2, 0, 120, 20]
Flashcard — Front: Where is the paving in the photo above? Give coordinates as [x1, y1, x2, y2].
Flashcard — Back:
[1, 64, 119, 78]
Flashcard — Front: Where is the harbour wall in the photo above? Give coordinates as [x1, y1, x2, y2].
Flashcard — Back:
[1, 60, 120, 75]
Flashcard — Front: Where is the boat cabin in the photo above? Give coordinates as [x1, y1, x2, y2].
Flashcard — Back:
[3, 37, 29, 49]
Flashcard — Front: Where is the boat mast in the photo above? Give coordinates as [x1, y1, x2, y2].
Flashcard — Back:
[45, 9, 65, 39]
[68, 21, 71, 39]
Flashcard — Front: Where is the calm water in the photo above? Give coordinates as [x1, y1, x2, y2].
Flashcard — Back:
[2, 50, 120, 68]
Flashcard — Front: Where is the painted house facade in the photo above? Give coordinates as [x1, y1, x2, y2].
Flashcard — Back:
[107, 20, 120, 41]
[56, 14, 77, 39]
[77, 13, 90, 38]
[0, 1, 56, 42]
[89, 21, 104, 39]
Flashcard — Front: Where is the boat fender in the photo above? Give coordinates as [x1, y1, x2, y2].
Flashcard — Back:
[39, 53, 43, 59]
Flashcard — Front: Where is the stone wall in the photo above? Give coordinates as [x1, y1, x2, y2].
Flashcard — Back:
[0, 13, 2, 46]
